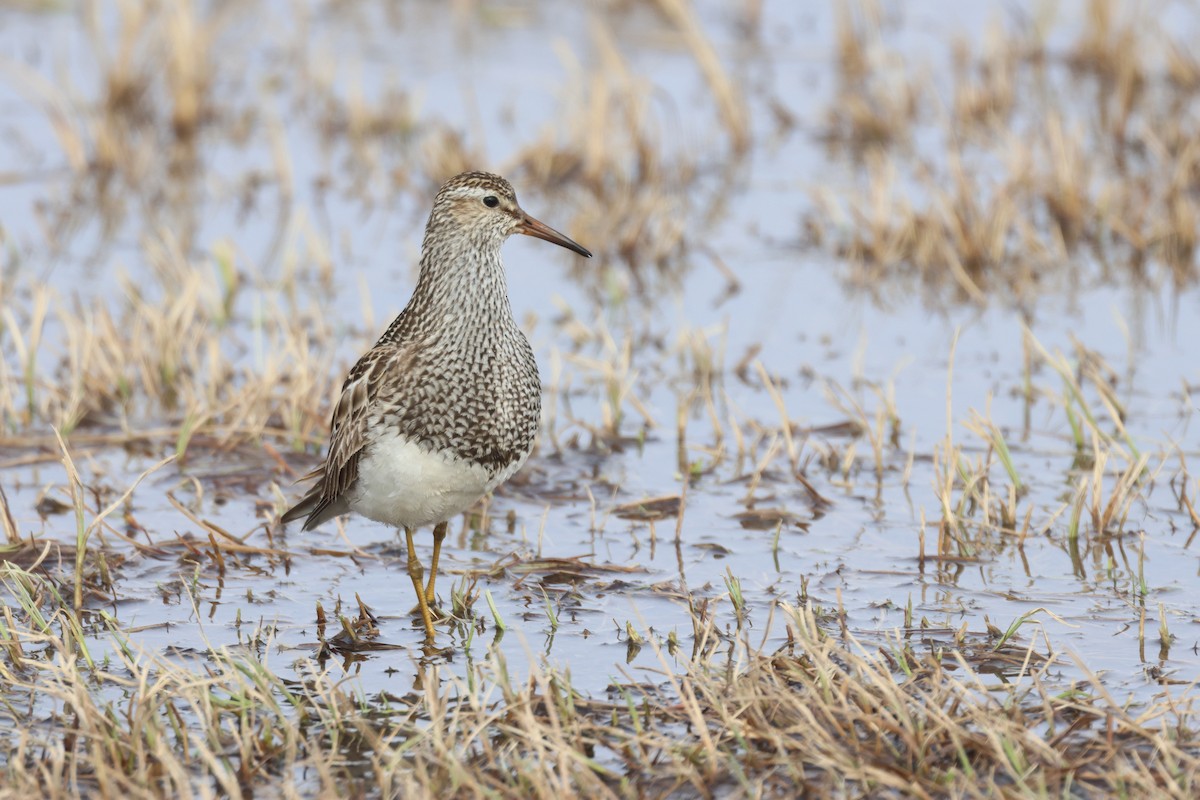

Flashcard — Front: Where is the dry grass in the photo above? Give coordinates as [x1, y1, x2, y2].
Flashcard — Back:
[1, 577, 1196, 798]
[0, 243, 338, 451]
[809, 0, 1200, 306]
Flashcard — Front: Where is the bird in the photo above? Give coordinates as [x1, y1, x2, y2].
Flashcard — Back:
[281, 171, 592, 641]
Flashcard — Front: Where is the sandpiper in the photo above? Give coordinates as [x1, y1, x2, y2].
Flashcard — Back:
[282, 171, 592, 640]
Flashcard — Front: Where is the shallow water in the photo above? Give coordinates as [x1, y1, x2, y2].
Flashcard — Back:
[0, 0, 1197, 713]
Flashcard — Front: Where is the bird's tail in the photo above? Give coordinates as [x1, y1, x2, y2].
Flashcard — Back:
[280, 490, 319, 526]
[280, 468, 348, 531]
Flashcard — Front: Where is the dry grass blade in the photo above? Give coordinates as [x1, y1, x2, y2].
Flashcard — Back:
[651, 0, 749, 153]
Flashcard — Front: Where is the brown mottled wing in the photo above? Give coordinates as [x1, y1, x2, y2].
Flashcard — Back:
[281, 343, 415, 530]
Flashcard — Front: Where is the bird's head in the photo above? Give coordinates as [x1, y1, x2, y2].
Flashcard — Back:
[430, 171, 592, 258]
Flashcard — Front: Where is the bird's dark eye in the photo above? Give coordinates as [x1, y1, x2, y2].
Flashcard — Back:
[483, 195, 500, 208]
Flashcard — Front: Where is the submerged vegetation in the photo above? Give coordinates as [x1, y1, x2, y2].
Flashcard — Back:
[0, 0, 1197, 796]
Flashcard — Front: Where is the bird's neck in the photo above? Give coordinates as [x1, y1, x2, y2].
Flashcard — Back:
[405, 234, 515, 330]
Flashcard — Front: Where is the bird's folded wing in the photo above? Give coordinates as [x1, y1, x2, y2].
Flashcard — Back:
[317, 342, 416, 505]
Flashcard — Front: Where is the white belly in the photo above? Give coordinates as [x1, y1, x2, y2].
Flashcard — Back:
[348, 435, 526, 529]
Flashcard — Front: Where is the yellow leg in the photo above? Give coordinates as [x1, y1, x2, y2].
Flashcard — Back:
[404, 527, 435, 640]
[424, 521, 448, 605]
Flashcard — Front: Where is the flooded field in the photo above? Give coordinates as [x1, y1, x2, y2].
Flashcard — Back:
[1, 0, 1198, 796]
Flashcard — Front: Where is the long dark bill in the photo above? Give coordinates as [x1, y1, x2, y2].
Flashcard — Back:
[518, 213, 592, 258]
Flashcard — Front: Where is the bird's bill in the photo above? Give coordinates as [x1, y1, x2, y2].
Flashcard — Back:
[517, 213, 593, 258]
